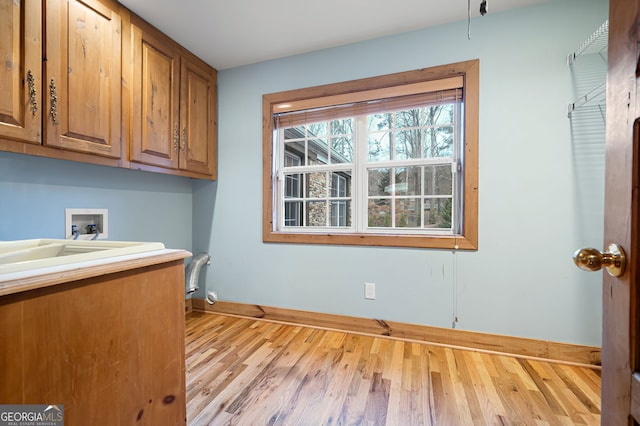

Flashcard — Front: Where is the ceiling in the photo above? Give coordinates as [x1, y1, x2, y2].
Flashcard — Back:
[118, 0, 551, 70]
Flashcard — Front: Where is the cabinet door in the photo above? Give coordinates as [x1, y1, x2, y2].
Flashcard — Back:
[0, 0, 41, 145]
[45, 0, 122, 159]
[130, 21, 180, 169]
[180, 57, 217, 177]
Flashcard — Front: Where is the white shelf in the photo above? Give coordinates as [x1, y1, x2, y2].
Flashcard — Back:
[567, 81, 606, 118]
[567, 20, 608, 65]
[567, 20, 608, 118]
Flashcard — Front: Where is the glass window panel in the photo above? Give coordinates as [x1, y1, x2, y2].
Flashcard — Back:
[423, 198, 453, 229]
[395, 198, 420, 227]
[395, 167, 422, 196]
[368, 131, 390, 162]
[307, 172, 327, 198]
[424, 165, 453, 195]
[330, 136, 353, 163]
[368, 199, 391, 227]
[331, 118, 352, 135]
[307, 138, 328, 165]
[424, 126, 454, 158]
[284, 141, 304, 163]
[369, 113, 391, 131]
[284, 173, 302, 198]
[424, 104, 455, 126]
[395, 129, 422, 160]
[284, 151, 301, 168]
[284, 201, 302, 226]
[330, 201, 351, 227]
[307, 122, 327, 137]
[284, 126, 305, 140]
[307, 201, 326, 226]
[396, 109, 422, 128]
[368, 168, 391, 196]
[331, 172, 350, 197]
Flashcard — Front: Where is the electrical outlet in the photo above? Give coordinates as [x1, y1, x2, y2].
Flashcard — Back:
[365, 282, 376, 300]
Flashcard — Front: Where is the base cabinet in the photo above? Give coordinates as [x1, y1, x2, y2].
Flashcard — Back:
[0, 259, 187, 425]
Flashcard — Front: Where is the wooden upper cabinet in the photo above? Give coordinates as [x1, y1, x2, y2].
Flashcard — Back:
[179, 57, 217, 178]
[129, 17, 217, 179]
[130, 19, 181, 170]
[44, 0, 122, 159]
[0, 0, 42, 145]
[0, 0, 217, 178]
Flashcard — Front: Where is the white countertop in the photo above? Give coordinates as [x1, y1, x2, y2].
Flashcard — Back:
[0, 240, 191, 296]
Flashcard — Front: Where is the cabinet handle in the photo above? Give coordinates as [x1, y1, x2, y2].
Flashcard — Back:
[27, 70, 37, 115]
[181, 128, 187, 151]
[173, 124, 180, 151]
[49, 79, 58, 124]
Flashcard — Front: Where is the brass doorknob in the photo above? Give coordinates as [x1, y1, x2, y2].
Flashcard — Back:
[573, 243, 626, 277]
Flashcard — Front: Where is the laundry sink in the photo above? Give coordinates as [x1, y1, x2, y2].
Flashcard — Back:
[0, 239, 166, 274]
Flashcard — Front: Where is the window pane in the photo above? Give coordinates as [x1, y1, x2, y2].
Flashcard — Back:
[423, 198, 452, 229]
[368, 131, 390, 162]
[284, 173, 302, 198]
[424, 104, 454, 126]
[395, 198, 420, 227]
[284, 201, 302, 227]
[368, 168, 391, 196]
[369, 113, 391, 131]
[330, 201, 351, 227]
[395, 129, 422, 159]
[284, 126, 305, 140]
[395, 167, 421, 196]
[284, 141, 304, 162]
[331, 118, 352, 135]
[396, 109, 421, 128]
[424, 165, 453, 195]
[330, 136, 353, 163]
[307, 201, 326, 226]
[368, 199, 391, 227]
[307, 172, 327, 198]
[424, 126, 454, 158]
[307, 138, 328, 165]
[308, 122, 327, 136]
[331, 172, 350, 197]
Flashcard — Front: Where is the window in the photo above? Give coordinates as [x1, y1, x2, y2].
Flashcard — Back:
[263, 60, 478, 249]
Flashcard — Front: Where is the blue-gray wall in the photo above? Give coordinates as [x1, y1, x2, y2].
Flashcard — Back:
[0, 152, 193, 251]
[0, 0, 608, 347]
[199, 0, 608, 346]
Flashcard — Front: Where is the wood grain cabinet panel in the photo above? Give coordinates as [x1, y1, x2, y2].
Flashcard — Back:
[130, 22, 181, 169]
[0, 0, 42, 145]
[0, 0, 217, 179]
[129, 17, 217, 179]
[44, 0, 122, 158]
[179, 57, 217, 177]
[0, 259, 187, 425]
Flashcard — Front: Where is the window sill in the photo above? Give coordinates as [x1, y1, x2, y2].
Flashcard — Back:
[263, 230, 477, 250]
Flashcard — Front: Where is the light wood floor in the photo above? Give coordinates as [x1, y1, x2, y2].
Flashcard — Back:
[186, 311, 601, 425]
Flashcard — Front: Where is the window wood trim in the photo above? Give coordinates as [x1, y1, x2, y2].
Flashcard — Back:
[262, 59, 479, 250]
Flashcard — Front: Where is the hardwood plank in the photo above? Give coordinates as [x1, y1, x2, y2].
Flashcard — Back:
[192, 299, 601, 366]
[185, 311, 601, 425]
